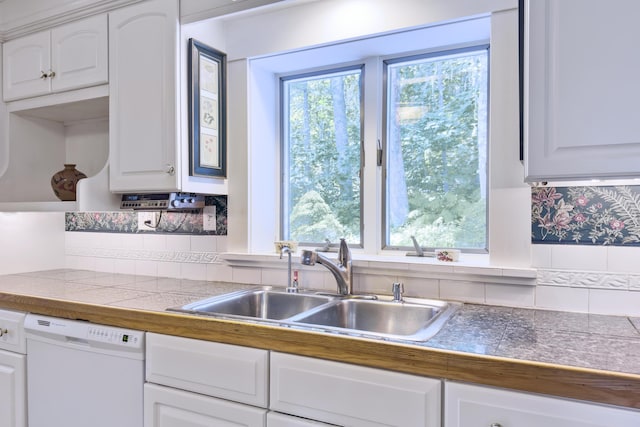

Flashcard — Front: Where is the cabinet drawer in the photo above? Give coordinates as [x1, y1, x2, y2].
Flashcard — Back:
[144, 383, 266, 427]
[444, 381, 640, 427]
[270, 352, 441, 427]
[146, 333, 269, 407]
[267, 412, 333, 426]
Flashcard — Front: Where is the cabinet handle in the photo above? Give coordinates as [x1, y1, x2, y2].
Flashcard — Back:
[0, 328, 8, 337]
[40, 70, 56, 79]
[166, 164, 175, 175]
[490, 424, 503, 427]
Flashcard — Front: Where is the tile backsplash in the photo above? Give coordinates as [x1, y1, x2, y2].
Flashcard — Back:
[532, 185, 640, 245]
[65, 196, 227, 235]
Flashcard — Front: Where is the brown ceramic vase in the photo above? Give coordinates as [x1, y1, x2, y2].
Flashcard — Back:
[51, 164, 87, 201]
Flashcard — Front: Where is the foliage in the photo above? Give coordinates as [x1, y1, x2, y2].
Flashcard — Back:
[284, 49, 488, 249]
[289, 190, 345, 242]
[285, 70, 361, 243]
[387, 49, 488, 249]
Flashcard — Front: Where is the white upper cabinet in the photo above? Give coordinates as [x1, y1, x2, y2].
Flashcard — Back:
[108, 0, 180, 192]
[3, 14, 108, 101]
[523, 0, 640, 182]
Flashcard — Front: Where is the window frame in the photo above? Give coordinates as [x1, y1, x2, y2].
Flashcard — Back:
[279, 64, 366, 247]
[381, 44, 491, 253]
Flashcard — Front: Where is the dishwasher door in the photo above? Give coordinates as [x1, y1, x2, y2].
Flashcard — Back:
[25, 314, 145, 427]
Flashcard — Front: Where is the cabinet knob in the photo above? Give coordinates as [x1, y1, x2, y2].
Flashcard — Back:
[490, 424, 503, 427]
[165, 164, 175, 176]
[40, 70, 56, 79]
[0, 328, 8, 337]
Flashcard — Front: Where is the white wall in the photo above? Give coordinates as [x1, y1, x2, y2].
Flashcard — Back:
[0, 212, 65, 274]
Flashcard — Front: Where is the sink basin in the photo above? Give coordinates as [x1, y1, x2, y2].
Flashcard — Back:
[290, 298, 459, 341]
[175, 288, 335, 321]
[170, 287, 459, 342]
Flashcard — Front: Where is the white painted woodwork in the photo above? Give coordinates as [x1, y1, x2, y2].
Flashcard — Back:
[108, 0, 180, 192]
[0, 309, 27, 427]
[145, 332, 269, 407]
[144, 383, 266, 427]
[524, 0, 640, 181]
[2, 14, 107, 101]
[270, 352, 441, 427]
[444, 381, 640, 427]
[50, 14, 108, 93]
[0, 350, 26, 427]
[267, 412, 333, 427]
[2, 31, 50, 100]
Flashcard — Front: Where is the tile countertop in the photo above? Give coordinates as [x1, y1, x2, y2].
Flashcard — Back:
[1, 269, 640, 410]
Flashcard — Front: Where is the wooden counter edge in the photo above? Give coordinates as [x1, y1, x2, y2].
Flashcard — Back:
[2, 293, 639, 410]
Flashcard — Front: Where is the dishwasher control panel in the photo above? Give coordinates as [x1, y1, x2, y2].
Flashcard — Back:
[24, 314, 145, 355]
[87, 325, 143, 346]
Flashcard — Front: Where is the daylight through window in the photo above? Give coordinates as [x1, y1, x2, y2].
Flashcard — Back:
[385, 46, 489, 251]
[281, 67, 363, 246]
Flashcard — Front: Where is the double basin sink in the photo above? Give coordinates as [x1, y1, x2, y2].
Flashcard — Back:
[170, 287, 460, 342]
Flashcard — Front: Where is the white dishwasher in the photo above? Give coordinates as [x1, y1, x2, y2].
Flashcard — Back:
[25, 314, 145, 427]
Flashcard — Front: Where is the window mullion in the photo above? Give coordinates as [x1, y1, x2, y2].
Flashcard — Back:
[362, 57, 383, 254]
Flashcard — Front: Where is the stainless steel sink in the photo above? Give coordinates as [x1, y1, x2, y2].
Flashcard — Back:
[289, 297, 459, 341]
[175, 288, 335, 321]
[170, 287, 459, 342]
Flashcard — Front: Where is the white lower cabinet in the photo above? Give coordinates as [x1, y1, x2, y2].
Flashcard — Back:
[0, 349, 26, 427]
[444, 381, 640, 427]
[0, 309, 26, 427]
[144, 333, 270, 427]
[270, 352, 441, 427]
[145, 383, 266, 427]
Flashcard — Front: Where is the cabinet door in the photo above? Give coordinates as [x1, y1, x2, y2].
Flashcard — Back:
[444, 382, 640, 427]
[2, 31, 50, 101]
[0, 350, 27, 427]
[144, 383, 266, 427]
[109, 0, 180, 192]
[524, 0, 640, 181]
[51, 14, 108, 92]
[271, 352, 441, 427]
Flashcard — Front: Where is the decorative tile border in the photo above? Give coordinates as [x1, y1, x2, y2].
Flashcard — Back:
[66, 246, 220, 264]
[538, 268, 640, 290]
[65, 196, 227, 235]
[532, 186, 640, 245]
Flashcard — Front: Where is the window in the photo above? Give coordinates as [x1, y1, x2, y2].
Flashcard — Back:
[384, 47, 489, 251]
[281, 46, 489, 251]
[281, 67, 363, 246]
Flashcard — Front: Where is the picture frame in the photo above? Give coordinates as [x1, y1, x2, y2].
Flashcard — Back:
[188, 38, 227, 178]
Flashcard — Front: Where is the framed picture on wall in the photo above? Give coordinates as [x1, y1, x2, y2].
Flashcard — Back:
[188, 38, 227, 178]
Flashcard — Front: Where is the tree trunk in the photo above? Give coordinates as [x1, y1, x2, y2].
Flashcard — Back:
[388, 71, 409, 228]
[331, 77, 352, 200]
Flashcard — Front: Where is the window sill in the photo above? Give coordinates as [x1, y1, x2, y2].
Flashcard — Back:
[222, 251, 537, 286]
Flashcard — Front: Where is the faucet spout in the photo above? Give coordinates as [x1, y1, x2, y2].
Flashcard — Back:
[280, 246, 295, 292]
[300, 238, 352, 295]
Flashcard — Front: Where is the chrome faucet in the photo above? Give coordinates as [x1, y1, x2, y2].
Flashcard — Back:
[300, 238, 352, 295]
[280, 246, 296, 292]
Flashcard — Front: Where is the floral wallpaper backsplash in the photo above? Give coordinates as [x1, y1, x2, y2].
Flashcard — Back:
[65, 196, 227, 235]
[531, 186, 640, 245]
